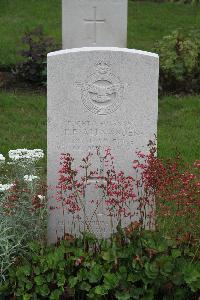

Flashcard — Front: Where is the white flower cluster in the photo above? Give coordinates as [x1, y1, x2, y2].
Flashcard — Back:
[24, 175, 39, 182]
[0, 154, 5, 164]
[0, 183, 14, 192]
[8, 149, 44, 161]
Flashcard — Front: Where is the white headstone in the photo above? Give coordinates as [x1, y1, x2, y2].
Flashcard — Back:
[62, 0, 128, 49]
[47, 47, 159, 243]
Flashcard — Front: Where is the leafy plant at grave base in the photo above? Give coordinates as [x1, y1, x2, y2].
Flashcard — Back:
[154, 29, 200, 94]
[1, 228, 200, 299]
[13, 26, 58, 86]
[0, 149, 47, 284]
[1, 143, 199, 298]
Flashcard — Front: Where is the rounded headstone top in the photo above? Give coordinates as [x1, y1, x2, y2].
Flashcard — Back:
[47, 47, 159, 59]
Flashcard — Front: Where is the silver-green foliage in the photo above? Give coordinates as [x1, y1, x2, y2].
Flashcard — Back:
[0, 220, 23, 284]
[0, 151, 47, 284]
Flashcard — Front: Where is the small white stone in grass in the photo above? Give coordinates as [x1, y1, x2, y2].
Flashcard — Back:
[9, 149, 44, 161]
[24, 175, 39, 182]
[0, 154, 5, 164]
[0, 183, 14, 192]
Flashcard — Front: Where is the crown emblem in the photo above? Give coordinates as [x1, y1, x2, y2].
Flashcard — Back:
[96, 62, 111, 74]
[79, 62, 124, 115]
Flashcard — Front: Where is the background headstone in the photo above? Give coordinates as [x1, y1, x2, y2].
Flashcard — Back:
[47, 47, 159, 243]
[62, 0, 128, 49]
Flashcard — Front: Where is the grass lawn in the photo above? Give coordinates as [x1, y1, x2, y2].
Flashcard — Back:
[158, 95, 200, 163]
[128, 1, 200, 51]
[0, 91, 199, 164]
[0, 1, 200, 66]
[0, 91, 46, 155]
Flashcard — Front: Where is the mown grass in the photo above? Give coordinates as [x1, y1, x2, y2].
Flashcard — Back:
[0, 91, 199, 164]
[128, 1, 200, 51]
[0, 1, 200, 66]
[158, 95, 200, 163]
[0, 91, 46, 156]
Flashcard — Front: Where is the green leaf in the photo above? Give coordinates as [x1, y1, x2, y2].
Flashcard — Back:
[16, 288, 25, 297]
[119, 266, 127, 278]
[22, 265, 31, 276]
[144, 262, 159, 280]
[142, 234, 168, 253]
[23, 294, 31, 300]
[79, 281, 91, 291]
[141, 291, 154, 300]
[58, 261, 65, 271]
[183, 263, 200, 292]
[39, 284, 50, 297]
[68, 276, 78, 288]
[117, 248, 130, 259]
[25, 281, 33, 291]
[127, 272, 141, 283]
[17, 265, 31, 278]
[50, 289, 63, 300]
[158, 257, 174, 275]
[77, 268, 89, 281]
[173, 287, 189, 299]
[34, 275, 45, 286]
[171, 249, 181, 258]
[28, 241, 41, 254]
[171, 272, 183, 286]
[94, 285, 108, 296]
[104, 272, 120, 289]
[0, 283, 9, 294]
[115, 291, 131, 300]
[34, 266, 41, 275]
[56, 273, 66, 287]
[88, 264, 103, 283]
[102, 248, 116, 262]
[46, 272, 54, 283]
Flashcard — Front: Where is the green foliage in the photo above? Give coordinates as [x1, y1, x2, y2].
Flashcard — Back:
[0, 153, 47, 283]
[155, 30, 200, 94]
[183, 263, 200, 292]
[13, 26, 58, 85]
[1, 229, 199, 299]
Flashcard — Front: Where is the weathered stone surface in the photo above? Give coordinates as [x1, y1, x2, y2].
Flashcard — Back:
[62, 0, 128, 49]
[47, 47, 159, 242]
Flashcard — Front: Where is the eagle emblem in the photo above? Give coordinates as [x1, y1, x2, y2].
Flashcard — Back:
[80, 62, 124, 115]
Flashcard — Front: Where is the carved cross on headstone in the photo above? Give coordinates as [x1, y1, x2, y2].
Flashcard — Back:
[84, 6, 106, 44]
[87, 147, 106, 215]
